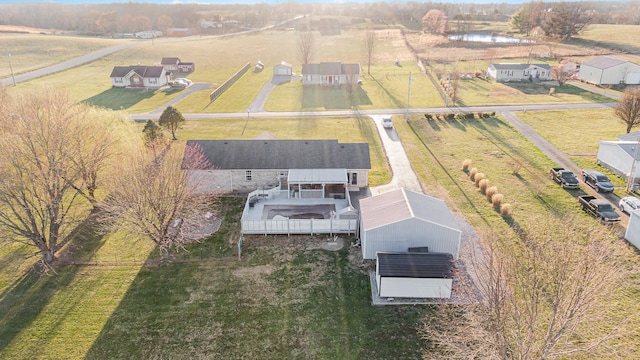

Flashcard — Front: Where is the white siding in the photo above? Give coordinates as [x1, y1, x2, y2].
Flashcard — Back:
[578, 64, 603, 84]
[378, 276, 452, 298]
[597, 141, 640, 179]
[625, 210, 640, 249]
[626, 72, 640, 84]
[362, 218, 461, 260]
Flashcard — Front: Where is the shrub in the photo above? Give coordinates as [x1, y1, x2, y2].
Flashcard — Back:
[446, 113, 455, 120]
[486, 186, 498, 202]
[478, 178, 489, 193]
[425, 114, 433, 120]
[483, 113, 491, 118]
[474, 173, 485, 186]
[477, 112, 484, 118]
[462, 159, 472, 171]
[469, 167, 478, 181]
[492, 193, 504, 209]
[490, 111, 496, 116]
[465, 113, 475, 119]
[500, 203, 512, 218]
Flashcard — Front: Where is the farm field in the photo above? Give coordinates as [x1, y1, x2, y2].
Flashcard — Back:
[395, 112, 640, 358]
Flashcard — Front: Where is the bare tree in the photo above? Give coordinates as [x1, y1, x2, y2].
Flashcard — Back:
[158, 106, 185, 141]
[102, 142, 214, 259]
[363, 30, 376, 75]
[296, 30, 315, 65]
[0, 89, 117, 267]
[421, 215, 631, 359]
[551, 64, 568, 86]
[615, 87, 640, 134]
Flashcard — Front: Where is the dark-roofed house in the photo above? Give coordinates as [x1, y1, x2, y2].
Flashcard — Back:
[183, 139, 371, 194]
[109, 65, 169, 89]
[161, 57, 180, 71]
[302, 62, 360, 86]
[359, 188, 462, 260]
[487, 63, 551, 82]
[578, 56, 640, 85]
[376, 252, 454, 299]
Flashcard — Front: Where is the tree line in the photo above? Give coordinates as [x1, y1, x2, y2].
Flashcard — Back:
[0, 88, 211, 268]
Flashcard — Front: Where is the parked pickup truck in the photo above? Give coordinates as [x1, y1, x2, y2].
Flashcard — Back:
[577, 195, 620, 223]
[550, 167, 580, 189]
[582, 169, 615, 193]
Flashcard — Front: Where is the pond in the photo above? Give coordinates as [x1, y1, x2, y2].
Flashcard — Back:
[448, 33, 531, 43]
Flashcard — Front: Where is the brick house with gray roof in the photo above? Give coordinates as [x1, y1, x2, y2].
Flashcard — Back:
[109, 65, 169, 88]
[183, 139, 371, 194]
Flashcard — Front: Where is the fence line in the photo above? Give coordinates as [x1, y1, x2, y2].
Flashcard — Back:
[209, 62, 251, 102]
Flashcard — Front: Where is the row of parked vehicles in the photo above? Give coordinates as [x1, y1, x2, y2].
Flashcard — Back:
[550, 167, 640, 224]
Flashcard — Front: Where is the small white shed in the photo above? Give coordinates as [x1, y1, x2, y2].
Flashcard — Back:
[625, 209, 640, 249]
[274, 61, 292, 76]
[376, 252, 454, 299]
[359, 188, 462, 260]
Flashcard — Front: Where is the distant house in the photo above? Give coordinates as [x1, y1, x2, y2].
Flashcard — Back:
[165, 28, 192, 37]
[359, 188, 462, 260]
[161, 57, 195, 73]
[597, 131, 640, 184]
[182, 139, 371, 194]
[487, 63, 552, 82]
[109, 65, 169, 89]
[135, 30, 162, 39]
[302, 62, 360, 86]
[274, 61, 292, 76]
[578, 56, 640, 85]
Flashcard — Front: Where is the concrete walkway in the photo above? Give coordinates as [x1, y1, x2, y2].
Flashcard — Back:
[367, 115, 423, 195]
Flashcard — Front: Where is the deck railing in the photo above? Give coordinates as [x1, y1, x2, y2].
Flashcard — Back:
[241, 218, 357, 235]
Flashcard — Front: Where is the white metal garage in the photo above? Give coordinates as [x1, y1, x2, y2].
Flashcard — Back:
[359, 188, 462, 260]
[625, 209, 640, 249]
[376, 252, 454, 299]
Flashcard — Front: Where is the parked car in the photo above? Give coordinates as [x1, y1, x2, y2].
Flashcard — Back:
[550, 167, 580, 189]
[619, 196, 640, 214]
[577, 195, 620, 223]
[175, 78, 192, 86]
[382, 116, 393, 129]
[582, 169, 615, 193]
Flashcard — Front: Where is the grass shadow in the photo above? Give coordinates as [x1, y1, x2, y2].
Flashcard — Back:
[0, 216, 108, 351]
[302, 85, 372, 110]
[503, 82, 612, 102]
[81, 88, 158, 110]
[369, 75, 405, 109]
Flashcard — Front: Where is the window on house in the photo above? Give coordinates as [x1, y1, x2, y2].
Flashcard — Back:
[278, 170, 287, 178]
[149, 78, 157, 84]
[245, 170, 252, 181]
[350, 172, 358, 185]
[133, 77, 140, 84]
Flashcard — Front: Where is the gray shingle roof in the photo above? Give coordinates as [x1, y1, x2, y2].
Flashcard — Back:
[161, 57, 180, 65]
[110, 65, 165, 78]
[302, 62, 360, 75]
[377, 252, 454, 278]
[582, 56, 629, 69]
[184, 139, 371, 170]
[489, 63, 551, 71]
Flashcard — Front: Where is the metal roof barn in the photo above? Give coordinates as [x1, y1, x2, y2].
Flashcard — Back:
[359, 188, 461, 260]
[625, 209, 640, 249]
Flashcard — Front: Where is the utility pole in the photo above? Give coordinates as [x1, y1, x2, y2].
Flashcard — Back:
[627, 137, 640, 192]
[8, 52, 16, 86]
[405, 71, 413, 121]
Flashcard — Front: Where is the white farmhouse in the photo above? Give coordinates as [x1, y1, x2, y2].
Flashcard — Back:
[487, 63, 551, 82]
[302, 62, 360, 86]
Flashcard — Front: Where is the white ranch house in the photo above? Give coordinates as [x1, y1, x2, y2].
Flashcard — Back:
[487, 63, 551, 82]
[109, 65, 169, 89]
[302, 62, 360, 86]
[359, 188, 462, 260]
[578, 56, 640, 85]
[182, 139, 371, 235]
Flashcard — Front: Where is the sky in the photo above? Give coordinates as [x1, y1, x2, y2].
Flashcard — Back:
[0, 0, 533, 4]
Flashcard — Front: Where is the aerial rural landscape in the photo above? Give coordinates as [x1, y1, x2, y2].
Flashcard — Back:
[1, 0, 640, 359]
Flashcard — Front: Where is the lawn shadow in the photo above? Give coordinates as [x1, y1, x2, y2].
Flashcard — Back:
[0, 215, 108, 351]
[302, 85, 372, 110]
[369, 75, 405, 109]
[82, 88, 158, 110]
